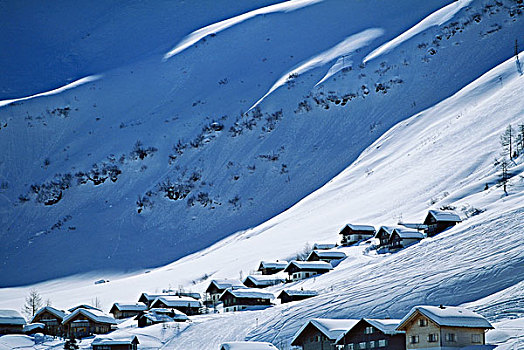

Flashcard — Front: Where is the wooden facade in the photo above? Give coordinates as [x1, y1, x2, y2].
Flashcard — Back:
[257, 261, 288, 275]
[31, 307, 66, 336]
[109, 304, 146, 319]
[375, 226, 395, 247]
[335, 319, 405, 350]
[219, 289, 272, 312]
[284, 261, 333, 282]
[423, 211, 461, 237]
[387, 230, 424, 251]
[92, 336, 139, 350]
[339, 225, 376, 246]
[205, 280, 245, 305]
[0, 324, 24, 335]
[62, 310, 116, 339]
[291, 320, 358, 350]
[277, 290, 318, 304]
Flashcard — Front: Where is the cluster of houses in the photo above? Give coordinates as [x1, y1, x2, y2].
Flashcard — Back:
[0, 210, 467, 349]
[290, 305, 493, 350]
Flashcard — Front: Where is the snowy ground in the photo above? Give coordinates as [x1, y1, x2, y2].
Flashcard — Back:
[1, 42, 523, 349]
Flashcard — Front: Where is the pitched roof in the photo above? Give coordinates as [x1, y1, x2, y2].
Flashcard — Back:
[220, 288, 274, 300]
[392, 228, 424, 239]
[341, 224, 376, 233]
[110, 303, 147, 313]
[32, 306, 67, 323]
[313, 243, 337, 250]
[62, 308, 116, 325]
[67, 304, 101, 313]
[220, 341, 279, 350]
[398, 223, 428, 230]
[92, 336, 139, 346]
[244, 275, 285, 287]
[278, 289, 318, 298]
[335, 319, 403, 344]
[307, 250, 346, 260]
[207, 279, 246, 292]
[138, 308, 188, 322]
[258, 261, 288, 270]
[425, 210, 462, 223]
[0, 309, 26, 325]
[23, 323, 45, 332]
[291, 318, 359, 345]
[397, 306, 493, 330]
[284, 261, 333, 272]
[151, 296, 202, 308]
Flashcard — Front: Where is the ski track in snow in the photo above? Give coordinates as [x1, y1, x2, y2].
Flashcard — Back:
[0, 75, 101, 108]
[249, 28, 384, 110]
[363, 0, 474, 63]
[163, 0, 323, 60]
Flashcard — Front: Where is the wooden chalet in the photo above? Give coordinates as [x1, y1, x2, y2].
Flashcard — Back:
[243, 275, 285, 288]
[423, 210, 461, 236]
[257, 260, 288, 275]
[374, 226, 396, 247]
[306, 250, 346, 264]
[109, 303, 147, 319]
[312, 243, 337, 250]
[92, 336, 139, 350]
[62, 308, 116, 338]
[335, 318, 405, 350]
[138, 293, 166, 308]
[291, 318, 358, 350]
[396, 305, 493, 350]
[277, 289, 318, 304]
[339, 224, 376, 245]
[219, 288, 274, 312]
[149, 295, 202, 315]
[31, 306, 67, 336]
[205, 279, 246, 304]
[284, 261, 333, 282]
[387, 229, 424, 252]
[220, 341, 279, 350]
[0, 309, 26, 334]
[136, 308, 188, 328]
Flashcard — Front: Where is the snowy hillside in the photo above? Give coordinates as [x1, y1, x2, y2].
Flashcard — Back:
[1, 0, 522, 286]
[0, 41, 523, 350]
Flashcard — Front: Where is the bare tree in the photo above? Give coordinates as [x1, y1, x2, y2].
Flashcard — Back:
[517, 124, 524, 154]
[22, 289, 43, 319]
[91, 297, 102, 309]
[499, 157, 510, 195]
[516, 39, 522, 75]
[501, 125, 515, 159]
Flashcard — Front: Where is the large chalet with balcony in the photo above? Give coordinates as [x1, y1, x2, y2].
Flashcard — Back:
[31, 306, 67, 336]
[335, 318, 405, 350]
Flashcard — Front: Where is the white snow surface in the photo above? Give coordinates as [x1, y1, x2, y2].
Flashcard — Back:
[250, 28, 384, 110]
[363, 0, 474, 63]
[164, 0, 323, 60]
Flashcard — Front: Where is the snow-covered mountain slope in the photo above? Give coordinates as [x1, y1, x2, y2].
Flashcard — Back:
[0, 0, 522, 287]
[0, 45, 523, 350]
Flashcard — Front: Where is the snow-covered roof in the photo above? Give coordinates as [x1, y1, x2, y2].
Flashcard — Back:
[139, 308, 189, 322]
[0, 309, 26, 325]
[32, 306, 67, 323]
[67, 304, 101, 313]
[335, 319, 403, 343]
[426, 210, 462, 223]
[278, 289, 318, 298]
[220, 288, 274, 300]
[377, 226, 396, 234]
[342, 224, 376, 232]
[208, 279, 247, 291]
[397, 305, 493, 330]
[244, 275, 285, 286]
[92, 336, 139, 346]
[110, 303, 147, 312]
[291, 318, 359, 345]
[398, 222, 428, 230]
[258, 261, 288, 270]
[284, 261, 333, 272]
[151, 296, 202, 308]
[392, 228, 424, 239]
[313, 243, 337, 250]
[220, 341, 279, 350]
[23, 323, 45, 332]
[62, 308, 116, 325]
[307, 250, 346, 260]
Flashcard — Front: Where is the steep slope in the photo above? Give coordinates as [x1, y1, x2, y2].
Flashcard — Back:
[0, 0, 522, 286]
[0, 42, 522, 350]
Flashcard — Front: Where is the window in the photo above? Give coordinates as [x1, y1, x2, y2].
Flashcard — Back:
[472, 334, 481, 343]
[428, 333, 438, 342]
[359, 341, 367, 349]
[347, 344, 354, 350]
[410, 335, 419, 344]
[445, 333, 456, 342]
[369, 340, 376, 348]
[365, 326, 374, 334]
[378, 340, 387, 347]
[418, 318, 428, 327]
